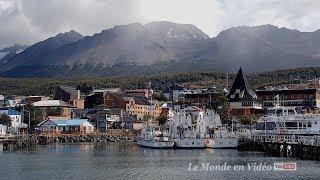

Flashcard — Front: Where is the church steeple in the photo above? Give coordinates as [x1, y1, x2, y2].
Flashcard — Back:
[227, 67, 255, 102]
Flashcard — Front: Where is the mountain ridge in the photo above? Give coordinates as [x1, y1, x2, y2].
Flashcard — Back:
[1, 22, 320, 77]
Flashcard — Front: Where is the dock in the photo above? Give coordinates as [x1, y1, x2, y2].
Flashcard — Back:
[239, 134, 320, 160]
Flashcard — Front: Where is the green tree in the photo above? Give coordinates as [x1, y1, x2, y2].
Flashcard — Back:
[152, 91, 167, 101]
[240, 115, 256, 125]
[0, 114, 12, 127]
[23, 104, 45, 128]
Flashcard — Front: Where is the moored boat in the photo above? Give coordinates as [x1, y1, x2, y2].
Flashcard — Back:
[137, 138, 174, 148]
[254, 104, 320, 135]
[205, 134, 238, 149]
[174, 138, 205, 148]
[137, 124, 174, 148]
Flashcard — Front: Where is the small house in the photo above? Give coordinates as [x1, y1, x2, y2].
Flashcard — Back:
[0, 108, 25, 134]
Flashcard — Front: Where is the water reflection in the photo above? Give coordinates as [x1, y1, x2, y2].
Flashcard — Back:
[1, 143, 320, 180]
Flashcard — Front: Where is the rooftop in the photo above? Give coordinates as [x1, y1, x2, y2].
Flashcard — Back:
[227, 67, 257, 102]
[59, 85, 78, 94]
[164, 85, 185, 93]
[0, 108, 21, 115]
[38, 118, 92, 126]
[33, 100, 71, 107]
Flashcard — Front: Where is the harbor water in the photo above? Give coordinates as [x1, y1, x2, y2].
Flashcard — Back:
[1, 142, 320, 180]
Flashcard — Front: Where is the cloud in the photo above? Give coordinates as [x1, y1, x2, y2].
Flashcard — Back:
[137, 0, 320, 37]
[0, 0, 320, 48]
[0, 0, 140, 48]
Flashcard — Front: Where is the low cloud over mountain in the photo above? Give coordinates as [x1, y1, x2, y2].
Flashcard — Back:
[1, 22, 320, 77]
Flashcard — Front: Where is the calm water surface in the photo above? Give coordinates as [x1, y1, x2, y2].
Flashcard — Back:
[1, 143, 320, 180]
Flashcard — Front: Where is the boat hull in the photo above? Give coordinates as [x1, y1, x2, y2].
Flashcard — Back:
[174, 138, 205, 148]
[137, 139, 174, 148]
[205, 138, 238, 149]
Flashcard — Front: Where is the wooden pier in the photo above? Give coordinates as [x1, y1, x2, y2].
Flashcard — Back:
[239, 134, 320, 160]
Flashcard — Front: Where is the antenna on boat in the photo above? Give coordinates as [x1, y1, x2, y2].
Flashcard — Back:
[274, 94, 280, 107]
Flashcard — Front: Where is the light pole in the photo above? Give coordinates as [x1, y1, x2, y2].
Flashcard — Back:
[25, 110, 31, 133]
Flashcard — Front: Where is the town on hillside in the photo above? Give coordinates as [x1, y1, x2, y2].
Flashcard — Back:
[1, 67, 320, 136]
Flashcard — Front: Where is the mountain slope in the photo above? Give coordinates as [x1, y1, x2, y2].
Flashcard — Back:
[0, 30, 83, 71]
[0, 44, 29, 65]
[211, 26, 320, 72]
[1, 22, 320, 77]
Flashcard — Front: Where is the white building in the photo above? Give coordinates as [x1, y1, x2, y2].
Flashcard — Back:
[0, 108, 26, 134]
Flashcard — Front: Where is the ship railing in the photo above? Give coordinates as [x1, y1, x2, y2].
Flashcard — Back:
[251, 134, 320, 146]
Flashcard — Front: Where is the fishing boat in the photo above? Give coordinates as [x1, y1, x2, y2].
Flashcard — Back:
[137, 124, 174, 148]
[174, 138, 205, 148]
[168, 107, 230, 148]
[205, 129, 238, 148]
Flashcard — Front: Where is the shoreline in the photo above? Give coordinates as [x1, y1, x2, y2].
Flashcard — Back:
[1, 131, 138, 151]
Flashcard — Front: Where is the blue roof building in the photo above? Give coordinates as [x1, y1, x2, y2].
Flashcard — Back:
[38, 118, 94, 134]
[0, 108, 21, 116]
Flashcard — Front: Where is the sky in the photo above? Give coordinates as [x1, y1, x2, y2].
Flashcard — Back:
[0, 0, 320, 48]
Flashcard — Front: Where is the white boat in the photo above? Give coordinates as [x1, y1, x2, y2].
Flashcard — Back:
[205, 138, 238, 149]
[204, 126, 239, 148]
[137, 138, 174, 148]
[205, 132, 238, 148]
[174, 138, 205, 148]
[254, 104, 320, 135]
[168, 107, 234, 148]
[137, 124, 174, 148]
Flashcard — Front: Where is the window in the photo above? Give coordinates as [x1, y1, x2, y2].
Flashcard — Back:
[285, 122, 298, 129]
[288, 109, 295, 115]
[276, 109, 283, 116]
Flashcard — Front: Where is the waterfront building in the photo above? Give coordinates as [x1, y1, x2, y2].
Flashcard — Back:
[85, 93, 104, 109]
[54, 85, 84, 109]
[176, 88, 227, 108]
[227, 68, 262, 117]
[33, 100, 74, 118]
[108, 108, 140, 130]
[104, 92, 128, 109]
[126, 96, 162, 120]
[0, 108, 26, 133]
[124, 89, 150, 98]
[37, 118, 94, 134]
[23, 96, 50, 104]
[256, 88, 320, 112]
[105, 92, 162, 120]
[163, 85, 186, 102]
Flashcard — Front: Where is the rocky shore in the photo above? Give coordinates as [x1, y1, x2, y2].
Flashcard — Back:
[1, 130, 138, 151]
[2, 135, 38, 151]
[38, 134, 137, 144]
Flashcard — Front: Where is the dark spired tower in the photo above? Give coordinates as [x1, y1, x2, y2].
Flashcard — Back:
[227, 67, 256, 102]
[227, 67, 261, 116]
